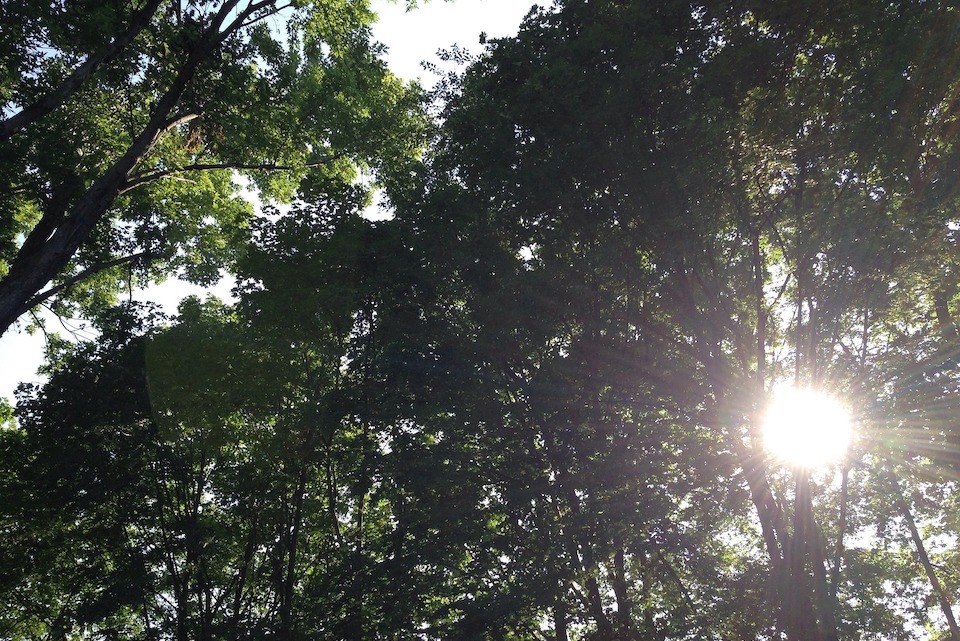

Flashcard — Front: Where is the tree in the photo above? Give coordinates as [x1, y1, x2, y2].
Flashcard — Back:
[8, 1, 960, 640]
[0, 0, 425, 335]
[0, 189, 499, 639]
[400, 0, 960, 638]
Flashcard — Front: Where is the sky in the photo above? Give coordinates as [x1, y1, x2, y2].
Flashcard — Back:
[0, 0, 549, 403]
[370, 0, 546, 83]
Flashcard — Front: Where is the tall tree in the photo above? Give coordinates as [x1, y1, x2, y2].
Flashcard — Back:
[8, 1, 960, 640]
[0, 0, 424, 335]
[402, 0, 960, 638]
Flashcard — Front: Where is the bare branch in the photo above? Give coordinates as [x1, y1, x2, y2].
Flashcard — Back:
[149, 113, 201, 147]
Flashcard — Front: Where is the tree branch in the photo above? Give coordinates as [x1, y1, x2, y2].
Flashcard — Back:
[121, 156, 341, 193]
[0, 8, 228, 335]
[220, 0, 281, 42]
[888, 469, 960, 641]
[39, 300, 92, 342]
[19, 251, 157, 317]
[830, 464, 849, 601]
[237, 1, 295, 30]
[568, 582, 590, 611]
[0, 0, 165, 141]
[149, 113, 201, 147]
[27, 308, 52, 343]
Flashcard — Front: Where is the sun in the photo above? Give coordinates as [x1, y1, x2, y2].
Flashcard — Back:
[762, 386, 853, 469]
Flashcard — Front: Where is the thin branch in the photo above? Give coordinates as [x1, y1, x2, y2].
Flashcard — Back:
[654, 549, 698, 613]
[20, 251, 156, 316]
[121, 156, 341, 193]
[237, 1, 295, 29]
[654, 549, 721, 641]
[767, 272, 793, 317]
[27, 309, 52, 343]
[39, 301, 89, 342]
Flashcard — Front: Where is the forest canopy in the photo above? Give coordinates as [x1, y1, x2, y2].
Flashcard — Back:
[3, 1, 960, 640]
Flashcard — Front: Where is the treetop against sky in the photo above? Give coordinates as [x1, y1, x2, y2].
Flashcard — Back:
[0, 0, 543, 400]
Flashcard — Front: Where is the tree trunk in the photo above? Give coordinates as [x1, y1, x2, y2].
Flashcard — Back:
[798, 473, 839, 641]
[830, 465, 849, 600]
[280, 469, 308, 637]
[612, 546, 635, 639]
[782, 473, 821, 641]
[555, 585, 570, 641]
[890, 472, 960, 641]
[934, 291, 958, 339]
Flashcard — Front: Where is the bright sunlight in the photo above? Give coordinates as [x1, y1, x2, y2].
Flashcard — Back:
[762, 387, 853, 469]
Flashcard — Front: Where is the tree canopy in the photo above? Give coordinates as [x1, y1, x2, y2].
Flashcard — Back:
[4, 1, 960, 640]
[0, 0, 425, 334]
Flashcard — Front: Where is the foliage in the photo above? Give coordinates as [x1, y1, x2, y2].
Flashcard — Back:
[0, 0, 427, 335]
[5, 1, 960, 641]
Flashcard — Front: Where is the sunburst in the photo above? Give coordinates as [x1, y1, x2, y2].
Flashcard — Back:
[762, 386, 853, 468]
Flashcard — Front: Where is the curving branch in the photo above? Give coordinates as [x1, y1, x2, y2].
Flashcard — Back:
[18, 250, 157, 319]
